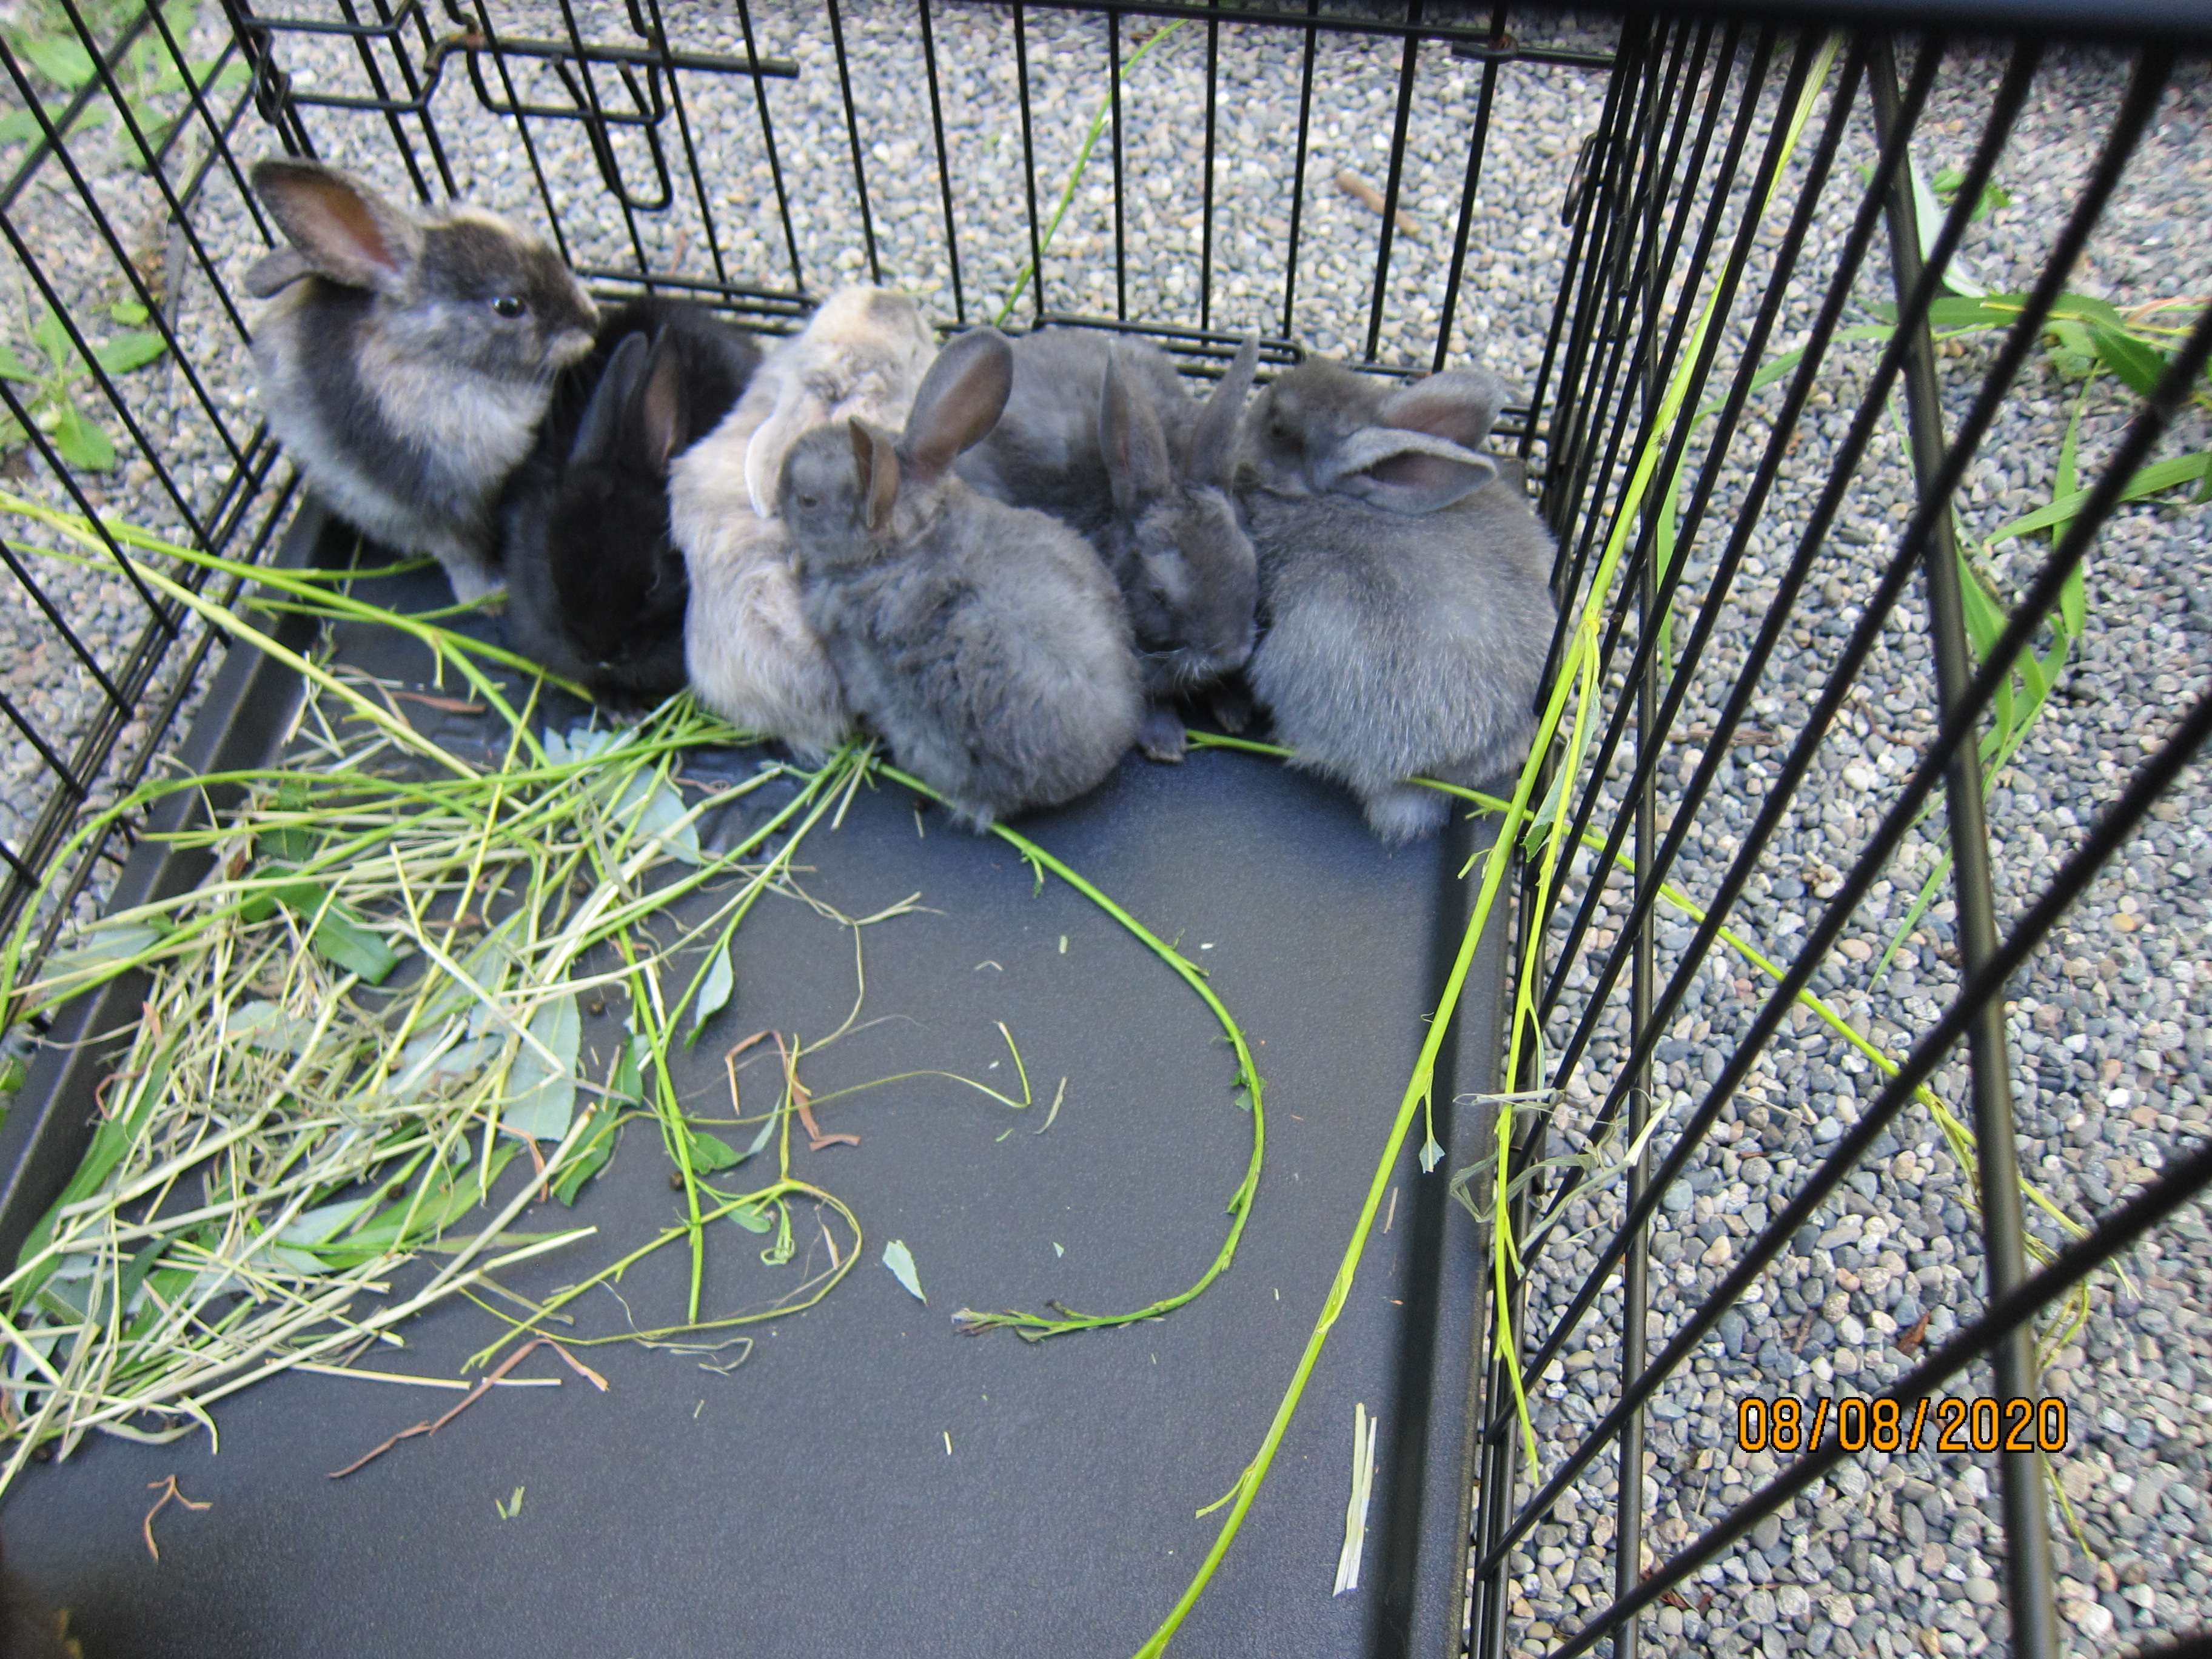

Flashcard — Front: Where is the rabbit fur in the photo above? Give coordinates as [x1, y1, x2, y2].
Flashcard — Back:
[501, 298, 760, 708]
[1235, 358, 1556, 843]
[246, 158, 598, 603]
[669, 286, 938, 752]
[779, 327, 1144, 828]
[956, 329, 1259, 761]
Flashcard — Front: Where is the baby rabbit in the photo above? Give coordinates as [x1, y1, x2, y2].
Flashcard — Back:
[246, 157, 598, 603]
[1235, 358, 1556, 844]
[779, 327, 1144, 828]
[500, 298, 760, 707]
[956, 329, 1259, 762]
[669, 286, 939, 753]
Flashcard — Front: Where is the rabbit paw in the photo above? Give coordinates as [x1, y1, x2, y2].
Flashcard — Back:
[1208, 682, 1255, 735]
[1138, 704, 1189, 764]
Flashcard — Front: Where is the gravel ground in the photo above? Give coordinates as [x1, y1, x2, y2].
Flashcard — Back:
[1, 8, 2208, 1657]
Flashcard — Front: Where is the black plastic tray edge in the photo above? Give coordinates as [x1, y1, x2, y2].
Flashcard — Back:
[0, 500, 335, 1272]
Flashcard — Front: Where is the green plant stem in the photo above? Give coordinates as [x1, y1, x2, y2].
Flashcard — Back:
[993, 21, 1190, 328]
[870, 762, 1264, 1341]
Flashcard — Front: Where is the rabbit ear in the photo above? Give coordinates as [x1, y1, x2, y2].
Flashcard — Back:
[250, 159, 422, 295]
[1101, 346, 1174, 516]
[1375, 367, 1507, 452]
[746, 372, 832, 518]
[851, 419, 901, 531]
[1319, 427, 1497, 515]
[902, 327, 1012, 481]
[571, 333, 648, 469]
[631, 327, 689, 480]
[1182, 335, 1258, 487]
[244, 248, 315, 298]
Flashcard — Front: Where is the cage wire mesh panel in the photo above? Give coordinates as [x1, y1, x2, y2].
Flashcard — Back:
[1470, 18, 2212, 1659]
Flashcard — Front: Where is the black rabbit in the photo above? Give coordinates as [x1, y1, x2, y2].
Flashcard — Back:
[501, 298, 760, 706]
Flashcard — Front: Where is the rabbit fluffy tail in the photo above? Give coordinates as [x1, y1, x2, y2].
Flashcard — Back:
[1358, 780, 1453, 845]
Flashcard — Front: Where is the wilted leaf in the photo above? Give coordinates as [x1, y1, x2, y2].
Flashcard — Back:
[277, 1197, 375, 1248]
[688, 941, 734, 1039]
[223, 1000, 318, 1054]
[503, 990, 581, 1141]
[38, 917, 175, 983]
[882, 1239, 926, 1304]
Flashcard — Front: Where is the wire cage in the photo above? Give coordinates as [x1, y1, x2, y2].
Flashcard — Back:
[0, 0, 2208, 1657]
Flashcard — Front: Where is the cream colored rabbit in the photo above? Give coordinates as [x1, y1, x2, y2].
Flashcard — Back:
[670, 286, 937, 752]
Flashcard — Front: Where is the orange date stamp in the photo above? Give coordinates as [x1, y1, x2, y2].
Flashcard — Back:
[1735, 1395, 2069, 1455]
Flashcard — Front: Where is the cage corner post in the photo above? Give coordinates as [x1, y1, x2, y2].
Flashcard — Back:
[1866, 30, 2058, 1659]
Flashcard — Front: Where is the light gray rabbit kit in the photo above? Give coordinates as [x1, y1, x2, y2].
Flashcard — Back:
[245, 158, 599, 603]
[779, 327, 1145, 829]
[1233, 358, 1557, 844]
[956, 329, 1260, 762]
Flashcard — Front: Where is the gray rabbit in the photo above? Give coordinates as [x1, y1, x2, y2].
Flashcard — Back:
[779, 327, 1144, 828]
[247, 158, 598, 603]
[1235, 358, 1556, 843]
[957, 329, 1258, 761]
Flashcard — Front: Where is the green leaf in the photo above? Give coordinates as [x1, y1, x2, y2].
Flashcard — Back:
[0, 107, 50, 144]
[683, 1128, 740, 1173]
[882, 1238, 927, 1304]
[2053, 397, 2086, 638]
[1985, 451, 2212, 545]
[51, 396, 114, 471]
[2089, 326, 2169, 400]
[238, 875, 323, 923]
[18, 33, 96, 88]
[12, 1037, 178, 1310]
[311, 906, 401, 984]
[32, 309, 73, 372]
[552, 1104, 622, 1207]
[109, 298, 149, 326]
[503, 990, 581, 1141]
[92, 330, 166, 374]
[1956, 557, 2009, 665]
[728, 1202, 774, 1234]
[689, 940, 734, 1038]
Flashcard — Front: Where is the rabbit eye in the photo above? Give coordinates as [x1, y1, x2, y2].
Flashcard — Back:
[492, 295, 527, 320]
[797, 493, 820, 511]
